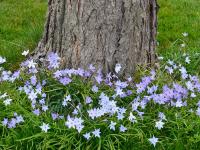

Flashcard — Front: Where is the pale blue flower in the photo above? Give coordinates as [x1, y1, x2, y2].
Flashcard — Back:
[109, 121, 117, 131]
[83, 132, 91, 140]
[47, 52, 61, 69]
[155, 120, 164, 130]
[148, 136, 158, 147]
[92, 129, 101, 138]
[119, 125, 127, 132]
[40, 122, 50, 133]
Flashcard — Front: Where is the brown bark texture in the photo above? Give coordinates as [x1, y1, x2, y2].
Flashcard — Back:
[33, 0, 158, 75]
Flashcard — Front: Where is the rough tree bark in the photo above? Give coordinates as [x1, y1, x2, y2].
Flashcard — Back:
[33, 0, 158, 75]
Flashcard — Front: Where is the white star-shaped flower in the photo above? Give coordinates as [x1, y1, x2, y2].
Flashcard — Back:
[22, 50, 29, 56]
[148, 136, 158, 147]
[129, 112, 137, 123]
[92, 129, 101, 138]
[0, 56, 6, 64]
[64, 95, 71, 102]
[65, 116, 75, 129]
[28, 91, 37, 101]
[92, 85, 98, 93]
[165, 66, 173, 74]
[3, 99, 12, 106]
[158, 56, 164, 60]
[16, 115, 24, 123]
[119, 125, 127, 132]
[40, 122, 50, 133]
[181, 43, 186, 48]
[173, 64, 178, 69]
[109, 121, 117, 131]
[182, 32, 188, 37]
[179, 66, 187, 73]
[117, 112, 125, 120]
[42, 105, 48, 112]
[62, 100, 68, 107]
[158, 112, 167, 121]
[115, 88, 124, 96]
[167, 60, 174, 65]
[196, 107, 200, 116]
[28, 60, 37, 68]
[72, 109, 78, 115]
[89, 64, 95, 72]
[2, 118, 8, 126]
[127, 76, 132, 82]
[0, 93, 8, 99]
[176, 101, 183, 107]
[191, 93, 196, 98]
[115, 64, 121, 73]
[185, 56, 190, 64]
[155, 120, 164, 130]
[83, 132, 91, 140]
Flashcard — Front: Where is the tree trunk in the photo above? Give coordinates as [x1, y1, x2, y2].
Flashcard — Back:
[33, 0, 158, 75]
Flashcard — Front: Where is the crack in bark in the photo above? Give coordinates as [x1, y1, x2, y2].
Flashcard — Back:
[58, 0, 66, 56]
[148, 0, 157, 65]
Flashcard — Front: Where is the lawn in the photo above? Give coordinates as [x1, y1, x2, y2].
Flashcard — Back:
[0, 0, 200, 149]
[157, 0, 200, 74]
[0, 0, 47, 69]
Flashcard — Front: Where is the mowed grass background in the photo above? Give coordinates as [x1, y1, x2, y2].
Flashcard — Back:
[0, 0, 47, 69]
[0, 0, 200, 71]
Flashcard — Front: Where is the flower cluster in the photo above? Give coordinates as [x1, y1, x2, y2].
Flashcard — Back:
[47, 52, 61, 69]
[0, 93, 12, 106]
[2, 113, 24, 129]
[0, 51, 200, 148]
[87, 92, 119, 119]
[65, 116, 84, 133]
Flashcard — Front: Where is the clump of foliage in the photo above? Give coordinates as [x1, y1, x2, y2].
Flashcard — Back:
[0, 45, 200, 149]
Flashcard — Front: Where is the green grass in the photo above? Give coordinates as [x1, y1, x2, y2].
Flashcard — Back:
[0, 0, 47, 69]
[157, 0, 200, 74]
[158, 0, 200, 50]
